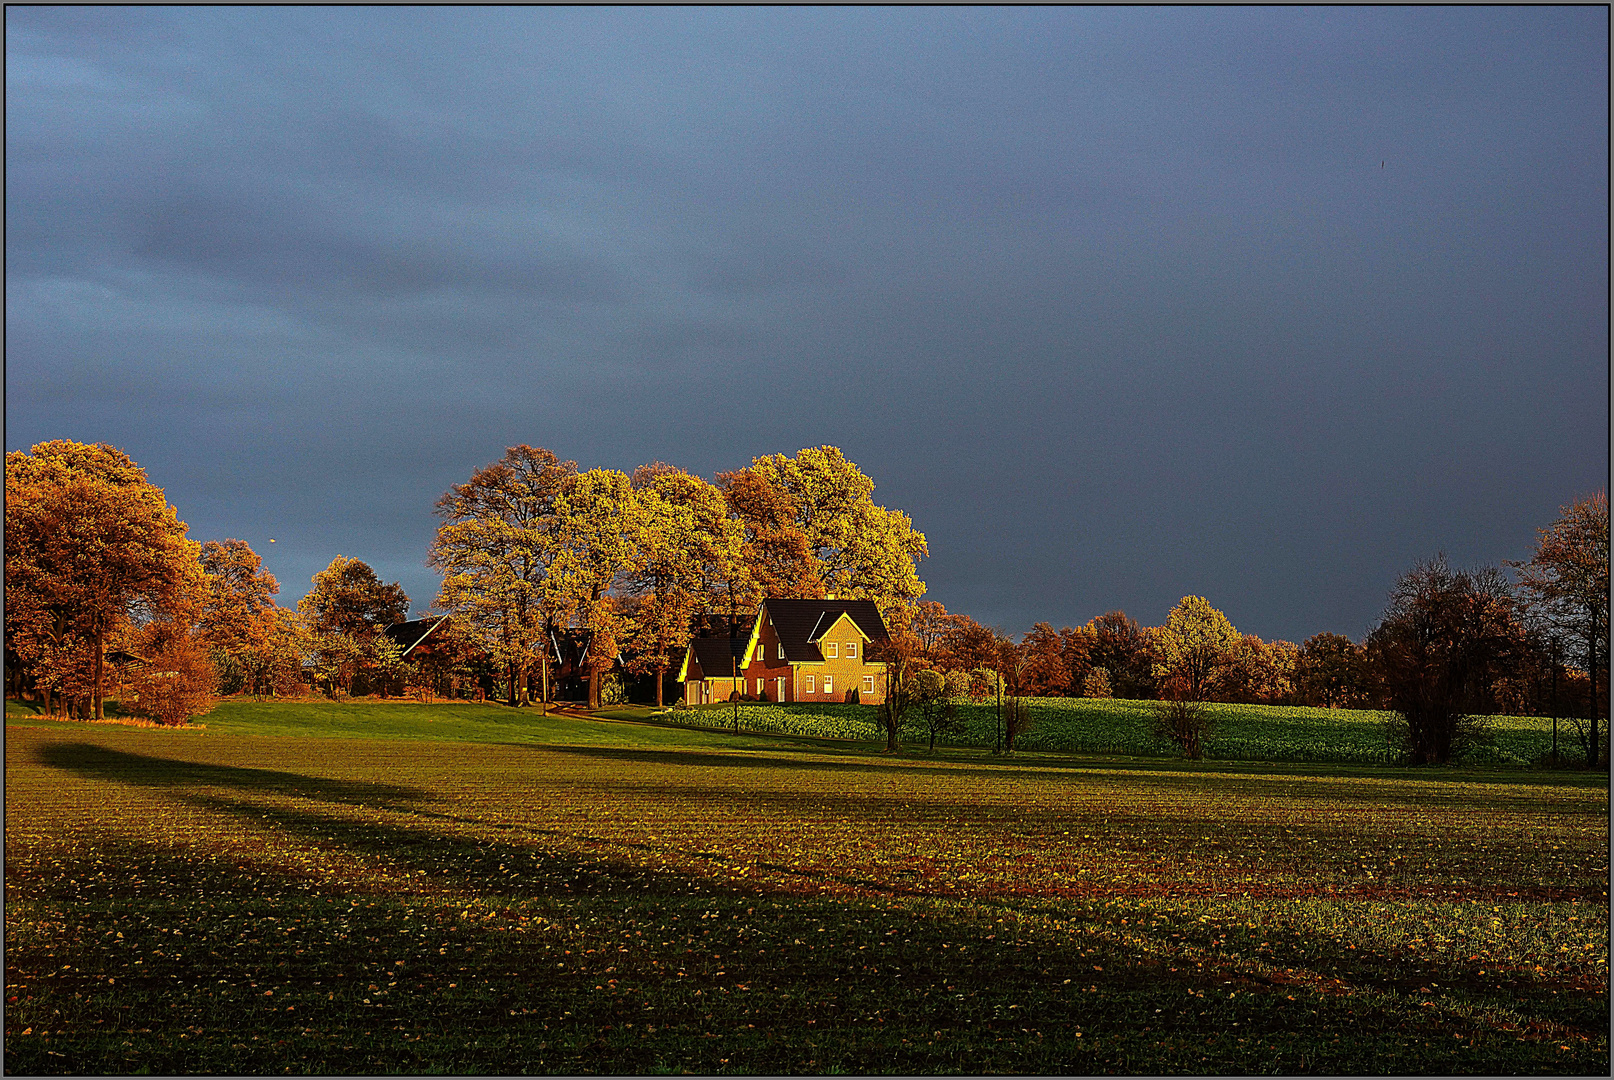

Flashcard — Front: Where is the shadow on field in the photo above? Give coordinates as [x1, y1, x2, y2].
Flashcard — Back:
[36, 742, 434, 810]
[537, 744, 1607, 808]
[11, 743, 1608, 1076]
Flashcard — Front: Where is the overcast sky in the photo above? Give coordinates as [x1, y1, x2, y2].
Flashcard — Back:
[7, 7, 1608, 642]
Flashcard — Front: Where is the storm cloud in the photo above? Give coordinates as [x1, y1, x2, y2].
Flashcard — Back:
[6, 7, 1607, 640]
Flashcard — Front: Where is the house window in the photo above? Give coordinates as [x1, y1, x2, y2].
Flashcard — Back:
[806, 674, 815, 693]
[777, 643, 785, 660]
[823, 675, 834, 696]
[863, 675, 874, 694]
[757, 678, 765, 696]
[846, 641, 857, 659]
[826, 642, 838, 659]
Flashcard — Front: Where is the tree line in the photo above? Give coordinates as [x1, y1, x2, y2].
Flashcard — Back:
[5, 439, 1605, 767]
[4, 441, 927, 718]
[870, 496, 1607, 767]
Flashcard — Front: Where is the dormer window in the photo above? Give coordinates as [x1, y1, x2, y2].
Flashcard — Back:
[826, 642, 838, 659]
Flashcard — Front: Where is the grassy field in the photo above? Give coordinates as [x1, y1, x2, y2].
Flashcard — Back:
[649, 698, 1574, 765]
[5, 699, 1608, 1074]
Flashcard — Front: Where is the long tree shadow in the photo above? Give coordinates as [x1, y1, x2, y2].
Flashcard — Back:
[35, 742, 434, 810]
[533, 743, 1611, 811]
[9, 751, 1605, 1075]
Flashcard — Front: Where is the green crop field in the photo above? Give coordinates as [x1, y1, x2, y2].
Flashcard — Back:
[5, 700, 1608, 1075]
[652, 698, 1572, 766]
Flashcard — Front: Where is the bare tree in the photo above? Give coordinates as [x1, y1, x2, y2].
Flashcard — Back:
[1151, 696, 1214, 760]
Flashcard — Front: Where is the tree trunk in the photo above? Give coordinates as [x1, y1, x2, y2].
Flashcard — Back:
[655, 662, 665, 707]
[541, 645, 550, 707]
[1551, 661, 1559, 765]
[589, 669, 600, 710]
[1588, 607, 1600, 768]
[995, 682, 1003, 755]
[93, 623, 105, 716]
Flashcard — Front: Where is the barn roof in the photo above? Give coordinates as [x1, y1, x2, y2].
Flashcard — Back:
[682, 637, 749, 681]
[383, 615, 450, 657]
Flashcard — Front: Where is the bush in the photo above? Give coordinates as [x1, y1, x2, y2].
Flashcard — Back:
[1151, 698, 1214, 760]
[1385, 711, 1496, 765]
[127, 624, 219, 726]
[601, 672, 628, 706]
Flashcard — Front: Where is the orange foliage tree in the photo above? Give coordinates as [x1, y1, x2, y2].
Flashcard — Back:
[5, 441, 204, 719]
[198, 539, 282, 694]
[431, 445, 576, 706]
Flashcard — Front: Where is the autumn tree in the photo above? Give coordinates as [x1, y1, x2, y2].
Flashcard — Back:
[249, 608, 312, 699]
[299, 555, 409, 636]
[5, 441, 204, 720]
[1020, 622, 1071, 697]
[626, 468, 751, 705]
[1085, 611, 1157, 699]
[198, 539, 281, 693]
[1081, 666, 1113, 698]
[940, 612, 1001, 674]
[1212, 635, 1298, 704]
[296, 556, 408, 697]
[431, 446, 577, 706]
[1153, 596, 1239, 703]
[1060, 624, 1097, 695]
[1365, 556, 1525, 765]
[908, 600, 962, 667]
[1512, 492, 1609, 767]
[723, 446, 927, 618]
[995, 634, 1035, 753]
[719, 468, 820, 601]
[547, 468, 643, 709]
[1295, 633, 1367, 708]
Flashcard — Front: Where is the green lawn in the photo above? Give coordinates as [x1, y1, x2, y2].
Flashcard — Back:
[646, 698, 1578, 766]
[5, 701, 1607, 1074]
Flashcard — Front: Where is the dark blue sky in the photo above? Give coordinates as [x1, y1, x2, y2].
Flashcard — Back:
[7, 7, 1608, 642]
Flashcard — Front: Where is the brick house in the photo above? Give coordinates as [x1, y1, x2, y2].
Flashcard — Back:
[677, 598, 891, 705]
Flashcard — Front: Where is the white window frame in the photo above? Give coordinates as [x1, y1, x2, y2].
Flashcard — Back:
[825, 642, 838, 659]
[757, 677, 765, 696]
[846, 641, 857, 659]
[823, 675, 834, 696]
[777, 643, 785, 660]
[863, 675, 874, 694]
[806, 674, 815, 693]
